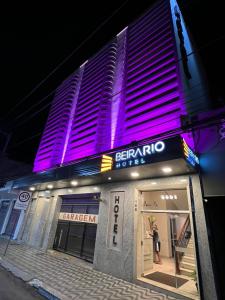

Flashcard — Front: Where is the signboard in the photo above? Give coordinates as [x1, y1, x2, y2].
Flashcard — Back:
[101, 137, 183, 172]
[101, 141, 165, 172]
[108, 191, 124, 251]
[59, 212, 98, 224]
[14, 191, 31, 210]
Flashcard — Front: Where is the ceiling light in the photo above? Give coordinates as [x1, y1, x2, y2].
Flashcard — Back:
[169, 195, 173, 199]
[151, 182, 157, 185]
[180, 179, 187, 182]
[71, 180, 78, 186]
[47, 184, 53, 189]
[131, 172, 140, 178]
[68, 189, 73, 193]
[162, 167, 172, 173]
[108, 177, 112, 180]
[165, 195, 169, 199]
[161, 195, 165, 200]
[93, 187, 99, 191]
[29, 187, 35, 191]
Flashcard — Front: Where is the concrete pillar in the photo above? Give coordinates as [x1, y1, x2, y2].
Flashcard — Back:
[191, 174, 218, 300]
[13, 209, 24, 239]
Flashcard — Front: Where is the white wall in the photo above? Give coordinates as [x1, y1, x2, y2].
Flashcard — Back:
[20, 174, 211, 289]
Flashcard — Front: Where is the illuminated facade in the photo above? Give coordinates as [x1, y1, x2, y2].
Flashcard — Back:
[33, 0, 207, 172]
[5, 2, 218, 299]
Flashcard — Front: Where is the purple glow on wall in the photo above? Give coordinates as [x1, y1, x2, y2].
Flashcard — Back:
[33, 72, 81, 172]
[111, 27, 127, 149]
[33, 0, 194, 173]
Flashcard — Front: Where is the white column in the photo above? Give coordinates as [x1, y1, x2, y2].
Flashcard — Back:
[13, 209, 24, 239]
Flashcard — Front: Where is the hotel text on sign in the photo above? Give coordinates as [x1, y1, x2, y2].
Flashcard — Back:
[59, 213, 98, 224]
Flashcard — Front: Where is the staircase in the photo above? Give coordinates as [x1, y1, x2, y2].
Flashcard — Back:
[175, 215, 196, 277]
[180, 238, 196, 277]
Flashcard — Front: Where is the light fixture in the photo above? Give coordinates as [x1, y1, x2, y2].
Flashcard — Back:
[131, 172, 140, 178]
[162, 167, 172, 173]
[29, 187, 35, 191]
[151, 182, 157, 185]
[47, 184, 53, 189]
[160, 193, 177, 200]
[108, 177, 112, 180]
[180, 179, 187, 183]
[70, 180, 78, 186]
[68, 189, 73, 193]
[93, 187, 99, 191]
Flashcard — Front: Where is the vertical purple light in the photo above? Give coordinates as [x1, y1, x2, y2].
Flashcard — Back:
[60, 64, 85, 165]
[111, 27, 127, 149]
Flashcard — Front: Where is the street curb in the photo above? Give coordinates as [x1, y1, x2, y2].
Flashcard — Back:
[0, 257, 68, 300]
[37, 287, 60, 300]
[0, 256, 34, 282]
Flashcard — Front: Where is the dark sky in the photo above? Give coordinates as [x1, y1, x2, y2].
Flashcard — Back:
[0, 0, 224, 164]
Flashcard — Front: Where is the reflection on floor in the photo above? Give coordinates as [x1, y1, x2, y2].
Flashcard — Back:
[142, 257, 199, 299]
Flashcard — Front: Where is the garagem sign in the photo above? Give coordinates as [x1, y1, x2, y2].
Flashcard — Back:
[59, 213, 98, 224]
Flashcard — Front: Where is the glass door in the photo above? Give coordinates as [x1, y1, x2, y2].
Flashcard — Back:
[141, 211, 198, 297]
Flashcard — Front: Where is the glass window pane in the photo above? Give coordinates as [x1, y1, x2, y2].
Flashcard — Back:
[72, 205, 87, 213]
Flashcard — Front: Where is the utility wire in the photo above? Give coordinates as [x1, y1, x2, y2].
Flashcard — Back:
[13, 90, 55, 122]
[12, 83, 209, 129]
[8, 132, 42, 149]
[6, 31, 225, 128]
[3, 9, 225, 122]
[12, 74, 204, 126]
[3, 0, 129, 120]
[8, 105, 225, 150]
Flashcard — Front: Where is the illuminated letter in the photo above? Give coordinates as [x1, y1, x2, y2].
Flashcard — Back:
[143, 145, 151, 155]
[128, 149, 135, 159]
[116, 152, 121, 162]
[155, 141, 165, 152]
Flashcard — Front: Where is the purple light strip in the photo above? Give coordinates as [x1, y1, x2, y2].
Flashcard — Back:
[60, 64, 85, 165]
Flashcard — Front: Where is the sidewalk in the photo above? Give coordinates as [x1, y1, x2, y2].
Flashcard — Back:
[0, 239, 180, 300]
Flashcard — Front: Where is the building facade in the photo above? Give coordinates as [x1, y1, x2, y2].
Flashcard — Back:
[1, 1, 220, 299]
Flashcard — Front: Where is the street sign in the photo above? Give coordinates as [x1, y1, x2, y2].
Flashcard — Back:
[14, 191, 31, 210]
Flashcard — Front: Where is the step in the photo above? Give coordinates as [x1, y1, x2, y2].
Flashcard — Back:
[180, 261, 196, 271]
[180, 267, 194, 277]
[182, 256, 195, 264]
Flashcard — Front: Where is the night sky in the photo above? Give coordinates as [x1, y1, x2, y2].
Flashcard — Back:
[0, 0, 224, 164]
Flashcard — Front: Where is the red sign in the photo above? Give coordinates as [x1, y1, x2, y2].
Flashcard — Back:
[59, 212, 98, 224]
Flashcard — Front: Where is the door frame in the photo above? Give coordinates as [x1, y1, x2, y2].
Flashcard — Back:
[140, 209, 191, 276]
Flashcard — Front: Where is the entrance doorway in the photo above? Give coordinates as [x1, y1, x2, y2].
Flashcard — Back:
[138, 189, 199, 299]
[53, 193, 99, 262]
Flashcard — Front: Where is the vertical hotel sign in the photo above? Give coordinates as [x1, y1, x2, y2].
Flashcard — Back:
[108, 192, 124, 251]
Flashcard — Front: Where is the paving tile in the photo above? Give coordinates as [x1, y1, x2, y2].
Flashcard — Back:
[0, 239, 182, 300]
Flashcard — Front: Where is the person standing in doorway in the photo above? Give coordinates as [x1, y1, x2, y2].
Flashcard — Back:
[151, 224, 162, 264]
